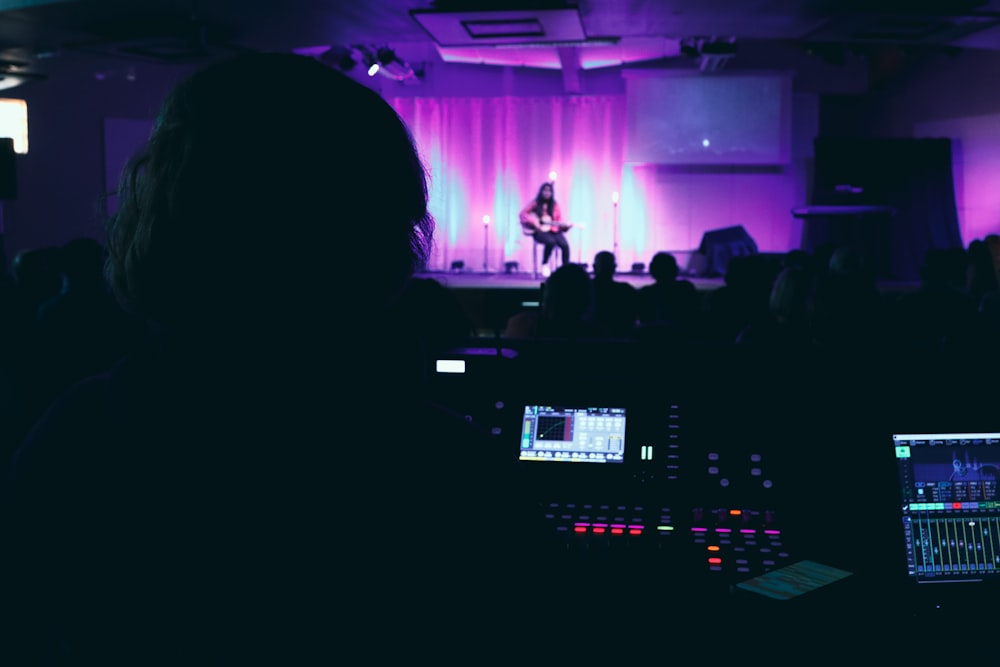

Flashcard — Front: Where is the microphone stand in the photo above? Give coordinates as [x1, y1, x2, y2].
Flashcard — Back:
[482, 219, 492, 274]
[612, 200, 619, 260]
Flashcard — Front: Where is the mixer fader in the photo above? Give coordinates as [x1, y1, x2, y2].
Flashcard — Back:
[516, 389, 801, 584]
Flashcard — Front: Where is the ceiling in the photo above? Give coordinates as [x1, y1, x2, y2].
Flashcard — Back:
[3, 0, 1000, 82]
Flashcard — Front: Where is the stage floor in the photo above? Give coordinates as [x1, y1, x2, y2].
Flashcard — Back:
[415, 269, 717, 291]
[415, 269, 920, 293]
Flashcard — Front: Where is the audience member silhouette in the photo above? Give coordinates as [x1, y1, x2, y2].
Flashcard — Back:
[35, 238, 145, 408]
[891, 247, 979, 350]
[736, 265, 815, 346]
[810, 245, 886, 348]
[389, 275, 477, 349]
[590, 250, 638, 338]
[977, 235, 1000, 334]
[966, 239, 999, 304]
[8, 247, 61, 333]
[504, 262, 603, 339]
[2, 53, 528, 665]
[702, 254, 781, 343]
[636, 251, 699, 340]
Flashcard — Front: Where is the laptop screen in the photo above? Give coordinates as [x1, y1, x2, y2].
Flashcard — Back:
[894, 432, 1000, 583]
[519, 405, 626, 463]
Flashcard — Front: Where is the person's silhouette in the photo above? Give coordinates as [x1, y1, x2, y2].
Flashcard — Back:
[35, 238, 144, 407]
[2, 52, 526, 665]
[591, 250, 638, 338]
[504, 263, 603, 339]
[636, 251, 699, 337]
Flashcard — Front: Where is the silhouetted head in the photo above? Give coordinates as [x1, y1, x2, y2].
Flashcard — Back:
[649, 252, 679, 282]
[828, 246, 866, 279]
[392, 277, 475, 341]
[967, 239, 999, 296]
[593, 251, 616, 279]
[107, 52, 433, 333]
[541, 263, 592, 322]
[769, 266, 814, 323]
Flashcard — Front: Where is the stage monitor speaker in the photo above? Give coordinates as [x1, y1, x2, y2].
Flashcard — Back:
[689, 225, 758, 277]
[0, 138, 16, 200]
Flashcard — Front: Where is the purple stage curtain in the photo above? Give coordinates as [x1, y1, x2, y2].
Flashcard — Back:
[390, 96, 625, 271]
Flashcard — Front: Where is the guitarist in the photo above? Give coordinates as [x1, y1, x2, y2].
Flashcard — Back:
[520, 181, 571, 273]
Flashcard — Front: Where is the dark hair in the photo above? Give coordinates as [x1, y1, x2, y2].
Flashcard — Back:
[533, 181, 556, 219]
[649, 252, 679, 282]
[107, 52, 434, 329]
[593, 251, 616, 276]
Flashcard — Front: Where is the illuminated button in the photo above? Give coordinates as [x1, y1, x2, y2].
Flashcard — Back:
[611, 528, 624, 535]
[574, 526, 587, 533]
[729, 510, 742, 516]
[592, 527, 606, 534]
[708, 453, 720, 461]
[707, 545, 721, 552]
[708, 467, 719, 475]
[708, 557, 722, 565]
[750, 454, 762, 462]
[750, 468, 762, 476]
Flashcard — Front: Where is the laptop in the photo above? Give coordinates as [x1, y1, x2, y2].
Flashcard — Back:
[893, 432, 1000, 584]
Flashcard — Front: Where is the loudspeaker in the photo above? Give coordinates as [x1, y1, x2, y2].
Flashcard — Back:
[0, 138, 16, 200]
[690, 225, 758, 278]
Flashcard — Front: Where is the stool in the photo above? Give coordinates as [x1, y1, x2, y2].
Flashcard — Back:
[531, 237, 561, 279]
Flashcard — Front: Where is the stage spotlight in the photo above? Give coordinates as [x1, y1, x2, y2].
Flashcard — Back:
[374, 46, 418, 82]
[354, 46, 380, 76]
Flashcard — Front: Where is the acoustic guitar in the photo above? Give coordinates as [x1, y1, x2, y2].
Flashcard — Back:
[521, 215, 574, 234]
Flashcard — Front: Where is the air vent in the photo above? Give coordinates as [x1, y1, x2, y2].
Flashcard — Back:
[411, 7, 586, 46]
